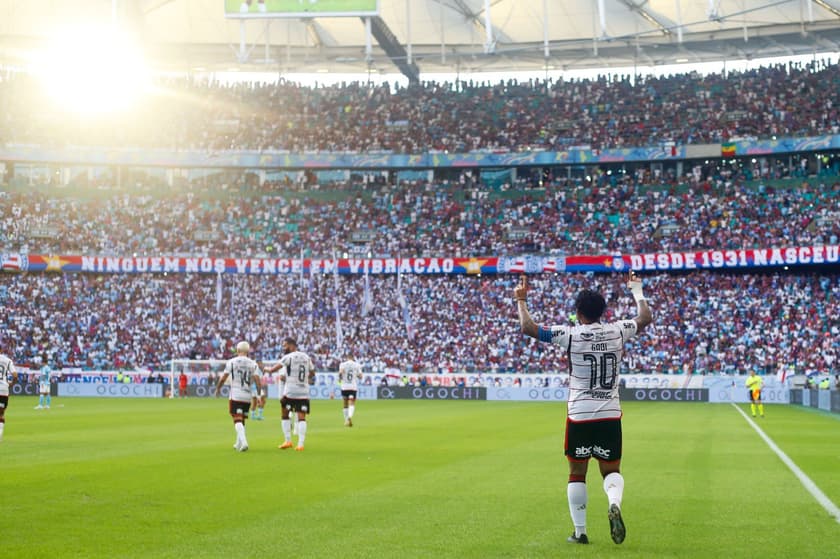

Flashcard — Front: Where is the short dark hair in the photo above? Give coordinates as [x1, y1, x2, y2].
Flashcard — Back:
[575, 289, 606, 322]
[283, 337, 297, 347]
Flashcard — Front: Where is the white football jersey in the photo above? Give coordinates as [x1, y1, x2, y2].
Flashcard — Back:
[0, 354, 17, 397]
[223, 355, 260, 402]
[338, 360, 362, 390]
[540, 320, 638, 421]
[280, 351, 314, 399]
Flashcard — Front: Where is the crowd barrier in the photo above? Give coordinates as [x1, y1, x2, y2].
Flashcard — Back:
[789, 389, 840, 414]
[46, 373, 804, 404]
[6, 381, 52, 397]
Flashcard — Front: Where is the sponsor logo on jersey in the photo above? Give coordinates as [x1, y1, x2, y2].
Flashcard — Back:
[581, 390, 613, 400]
[593, 445, 611, 459]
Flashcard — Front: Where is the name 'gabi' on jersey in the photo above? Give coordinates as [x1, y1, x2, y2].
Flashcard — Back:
[539, 320, 638, 421]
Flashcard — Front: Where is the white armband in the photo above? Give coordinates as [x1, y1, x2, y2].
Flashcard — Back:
[630, 281, 646, 302]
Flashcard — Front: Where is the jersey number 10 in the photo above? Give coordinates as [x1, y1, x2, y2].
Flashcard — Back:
[583, 353, 618, 390]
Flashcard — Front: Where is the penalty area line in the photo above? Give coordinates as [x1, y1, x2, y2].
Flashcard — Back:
[732, 403, 840, 524]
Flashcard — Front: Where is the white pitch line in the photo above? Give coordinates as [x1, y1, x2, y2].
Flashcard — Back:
[732, 403, 840, 524]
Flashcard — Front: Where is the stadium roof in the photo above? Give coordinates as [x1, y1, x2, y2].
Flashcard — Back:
[1, 0, 840, 78]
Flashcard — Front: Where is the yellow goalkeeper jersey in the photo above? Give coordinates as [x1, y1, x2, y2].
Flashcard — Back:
[745, 375, 764, 391]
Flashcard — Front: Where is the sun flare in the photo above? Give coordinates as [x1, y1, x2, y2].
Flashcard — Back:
[33, 25, 149, 115]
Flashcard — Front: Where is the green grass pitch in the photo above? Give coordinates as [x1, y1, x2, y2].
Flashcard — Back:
[3, 397, 839, 558]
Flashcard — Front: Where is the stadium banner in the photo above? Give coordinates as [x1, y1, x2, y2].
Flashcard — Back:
[61, 372, 158, 384]
[704, 376, 789, 404]
[186, 384, 228, 398]
[224, 0, 379, 19]
[377, 386, 487, 400]
[173, 383, 377, 399]
[619, 388, 709, 402]
[0, 134, 837, 168]
[58, 383, 163, 398]
[622, 374, 703, 389]
[486, 386, 569, 401]
[7, 381, 41, 396]
[273, 384, 378, 400]
[3, 245, 836, 276]
[371, 373, 567, 389]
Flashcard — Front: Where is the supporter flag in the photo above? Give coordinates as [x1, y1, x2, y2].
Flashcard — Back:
[334, 298, 343, 350]
[776, 366, 789, 385]
[307, 258, 314, 332]
[507, 257, 526, 273]
[362, 260, 373, 317]
[396, 260, 415, 341]
[215, 272, 222, 312]
[299, 247, 305, 289]
[332, 251, 343, 351]
[1, 253, 28, 271]
[229, 275, 235, 314]
[721, 141, 736, 157]
[478, 279, 488, 312]
[168, 292, 174, 344]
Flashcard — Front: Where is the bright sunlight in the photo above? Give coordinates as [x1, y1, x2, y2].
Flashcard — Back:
[32, 25, 150, 115]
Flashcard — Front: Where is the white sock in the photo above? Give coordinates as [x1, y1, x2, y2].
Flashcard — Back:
[343, 408, 349, 420]
[234, 421, 247, 445]
[603, 472, 624, 508]
[348, 404, 355, 418]
[282, 419, 291, 441]
[568, 482, 588, 537]
[0, 422, 4, 440]
[297, 420, 307, 447]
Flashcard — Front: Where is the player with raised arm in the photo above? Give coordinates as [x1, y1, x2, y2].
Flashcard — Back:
[266, 337, 315, 451]
[337, 353, 363, 427]
[0, 351, 19, 441]
[214, 341, 261, 452]
[515, 272, 652, 545]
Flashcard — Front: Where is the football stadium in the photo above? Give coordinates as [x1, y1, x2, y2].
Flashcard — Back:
[0, 1, 839, 558]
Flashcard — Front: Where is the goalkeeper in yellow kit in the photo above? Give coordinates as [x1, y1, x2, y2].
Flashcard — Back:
[745, 370, 765, 417]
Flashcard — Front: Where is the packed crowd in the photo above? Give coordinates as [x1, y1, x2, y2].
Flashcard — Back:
[1, 61, 838, 152]
[0, 271, 836, 376]
[1, 176, 837, 258]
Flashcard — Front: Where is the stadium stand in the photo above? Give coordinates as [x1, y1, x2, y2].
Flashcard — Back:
[0, 65, 838, 377]
[0, 269, 836, 377]
[0, 61, 838, 152]
[0, 175, 837, 257]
